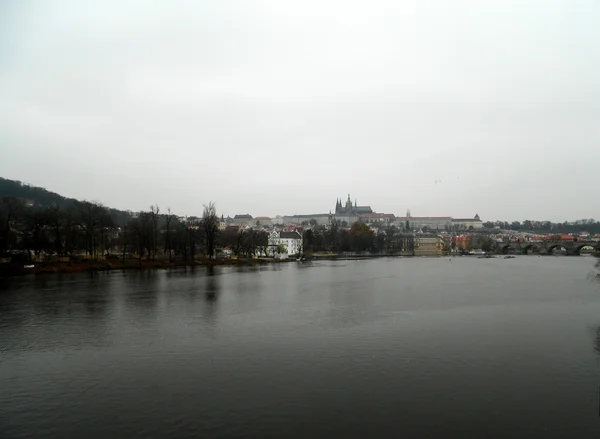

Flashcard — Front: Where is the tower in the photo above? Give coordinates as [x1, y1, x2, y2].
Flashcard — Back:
[345, 194, 353, 213]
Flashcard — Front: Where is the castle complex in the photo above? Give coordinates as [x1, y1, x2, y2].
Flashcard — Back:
[335, 194, 373, 216]
[261, 194, 483, 230]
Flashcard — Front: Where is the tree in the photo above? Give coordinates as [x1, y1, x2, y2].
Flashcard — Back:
[202, 202, 219, 259]
[303, 229, 314, 254]
[149, 205, 160, 260]
[326, 216, 340, 251]
[164, 208, 176, 262]
[479, 236, 495, 253]
[0, 197, 25, 254]
[276, 243, 286, 255]
[74, 201, 109, 258]
[309, 219, 317, 226]
[186, 216, 201, 261]
[349, 221, 374, 252]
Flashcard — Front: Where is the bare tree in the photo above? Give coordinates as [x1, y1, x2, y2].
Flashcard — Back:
[149, 205, 160, 260]
[164, 208, 176, 262]
[202, 202, 219, 259]
[0, 197, 25, 254]
[186, 216, 201, 261]
[46, 204, 63, 256]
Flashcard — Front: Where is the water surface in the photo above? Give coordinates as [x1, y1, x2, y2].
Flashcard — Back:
[1, 257, 600, 438]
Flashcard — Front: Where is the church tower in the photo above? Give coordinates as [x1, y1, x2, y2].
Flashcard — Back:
[345, 193, 353, 213]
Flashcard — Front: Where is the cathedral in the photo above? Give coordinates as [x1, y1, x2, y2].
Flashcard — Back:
[335, 194, 373, 216]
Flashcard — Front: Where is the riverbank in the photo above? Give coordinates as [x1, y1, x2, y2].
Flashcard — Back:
[0, 257, 297, 277]
[3, 252, 596, 277]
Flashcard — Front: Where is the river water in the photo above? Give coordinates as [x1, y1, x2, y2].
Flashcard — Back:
[1, 257, 600, 438]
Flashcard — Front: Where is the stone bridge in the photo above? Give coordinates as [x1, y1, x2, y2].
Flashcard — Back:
[497, 240, 600, 256]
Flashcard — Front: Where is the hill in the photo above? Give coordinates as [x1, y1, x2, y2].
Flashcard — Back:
[0, 177, 131, 224]
[0, 177, 76, 208]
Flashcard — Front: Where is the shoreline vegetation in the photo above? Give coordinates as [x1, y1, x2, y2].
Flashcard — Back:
[2, 179, 599, 279]
[0, 253, 468, 277]
[4, 252, 597, 278]
[0, 254, 389, 276]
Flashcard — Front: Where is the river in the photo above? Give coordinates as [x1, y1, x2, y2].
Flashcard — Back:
[1, 257, 600, 438]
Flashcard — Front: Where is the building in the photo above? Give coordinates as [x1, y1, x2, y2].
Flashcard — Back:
[282, 214, 331, 226]
[232, 214, 253, 226]
[414, 235, 443, 256]
[253, 216, 273, 227]
[396, 216, 452, 231]
[383, 232, 415, 254]
[335, 194, 373, 216]
[454, 234, 472, 251]
[452, 214, 483, 230]
[283, 194, 374, 226]
[268, 230, 302, 258]
[359, 213, 396, 224]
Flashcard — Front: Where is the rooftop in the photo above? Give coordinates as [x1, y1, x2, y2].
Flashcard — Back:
[397, 216, 452, 221]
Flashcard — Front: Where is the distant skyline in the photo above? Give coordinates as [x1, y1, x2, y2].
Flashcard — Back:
[1, 1, 599, 221]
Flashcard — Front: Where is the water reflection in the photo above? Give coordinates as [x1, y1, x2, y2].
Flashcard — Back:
[201, 266, 221, 323]
[592, 326, 600, 356]
[0, 273, 116, 352]
[124, 271, 160, 317]
[205, 265, 218, 302]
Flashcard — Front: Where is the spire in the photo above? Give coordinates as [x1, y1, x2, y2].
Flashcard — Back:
[347, 193, 351, 202]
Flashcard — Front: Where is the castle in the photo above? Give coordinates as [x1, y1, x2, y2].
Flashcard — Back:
[335, 194, 373, 216]
[281, 194, 373, 226]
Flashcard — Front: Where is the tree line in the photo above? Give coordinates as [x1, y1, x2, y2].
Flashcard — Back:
[482, 219, 600, 235]
[0, 197, 421, 260]
[0, 197, 221, 262]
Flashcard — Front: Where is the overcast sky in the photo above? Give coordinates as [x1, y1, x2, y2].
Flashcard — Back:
[1, 0, 598, 221]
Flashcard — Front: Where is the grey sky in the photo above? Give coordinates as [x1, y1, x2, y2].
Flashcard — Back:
[1, 0, 598, 221]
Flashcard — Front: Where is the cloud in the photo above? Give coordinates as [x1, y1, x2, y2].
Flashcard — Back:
[1, 0, 599, 221]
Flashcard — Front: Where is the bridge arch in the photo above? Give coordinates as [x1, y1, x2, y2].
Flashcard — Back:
[573, 243, 599, 256]
[521, 244, 541, 255]
[547, 244, 568, 255]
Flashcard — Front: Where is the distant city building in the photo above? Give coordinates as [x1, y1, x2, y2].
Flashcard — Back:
[253, 216, 273, 226]
[359, 213, 396, 224]
[414, 235, 444, 256]
[396, 216, 452, 231]
[283, 193, 372, 226]
[232, 214, 253, 226]
[452, 214, 483, 230]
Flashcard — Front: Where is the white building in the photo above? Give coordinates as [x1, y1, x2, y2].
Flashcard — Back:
[268, 231, 303, 258]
